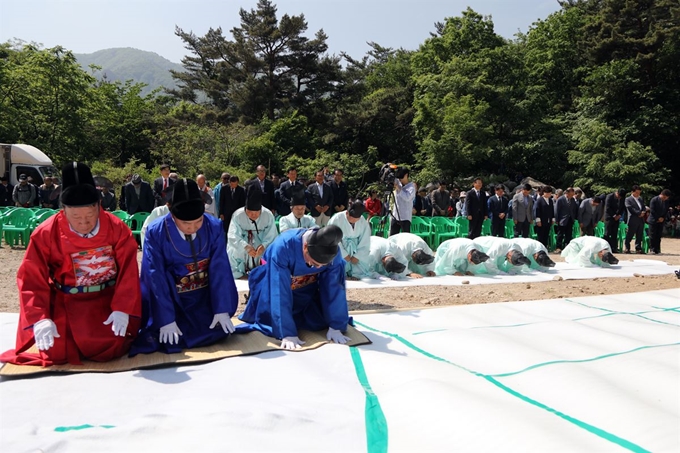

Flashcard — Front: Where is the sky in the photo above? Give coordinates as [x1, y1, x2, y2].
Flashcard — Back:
[0, 0, 561, 63]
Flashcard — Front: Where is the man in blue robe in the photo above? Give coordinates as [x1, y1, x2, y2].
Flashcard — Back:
[237, 225, 351, 350]
[131, 178, 238, 355]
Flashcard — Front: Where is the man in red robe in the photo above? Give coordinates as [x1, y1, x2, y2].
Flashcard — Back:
[0, 162, 141, 366]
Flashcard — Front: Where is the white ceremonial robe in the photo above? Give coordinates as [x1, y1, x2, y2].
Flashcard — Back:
[473, 236, 523, 274]
[512, 238, 551, 272]
[561, 236, 612, 267]
[227, 207, 278, 278]
[366, 236, 409, 280]
[279, 213, 316, 233]
[328, 212, 372, 278]
[433, 238, 477, 276]
[389, 232, 436, 276]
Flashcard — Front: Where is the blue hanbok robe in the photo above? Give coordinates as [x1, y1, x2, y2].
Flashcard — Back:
[130, 214, 238, 355]
[237, 229, 349, 340]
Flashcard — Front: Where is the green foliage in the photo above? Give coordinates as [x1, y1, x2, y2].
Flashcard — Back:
[89, 158, 154, 194]
[567, 117, 668, 195]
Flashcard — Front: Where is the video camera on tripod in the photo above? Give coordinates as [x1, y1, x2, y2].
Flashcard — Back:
[378, 163, 400, 189]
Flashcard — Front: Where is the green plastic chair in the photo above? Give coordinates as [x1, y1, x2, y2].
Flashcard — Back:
[481, 218, 492, 236]
[453, 217, 469, 238]
[572, 221, 581, 239]
[594, 221, 605, 238]
[429, 217, 456, 250]
[33, 208, 56, 217]
[410, 216, 433, 246]
[369, 216, 389, 238]
[504, 219, 514, 239]
[111, 210, 130, 222]
[3, 209, 35, 246]
[617, 223, 628, 253]
[548, 224, 557, 251]
[127, 212, 151, 242]
[642, 224, 650, 254]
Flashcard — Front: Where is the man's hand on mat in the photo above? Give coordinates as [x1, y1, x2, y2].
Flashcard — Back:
[408, 273, 424, 279]
[210, 313, 235, 334]
[281, 336, 305, 350]
[103, 311, 129, 336]
[159, 322, 183, 345]
[33, 319, 60, 351]
[326, 327, 351, 344]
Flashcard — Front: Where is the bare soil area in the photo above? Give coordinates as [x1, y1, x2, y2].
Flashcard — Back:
[1, 238, 679, 314]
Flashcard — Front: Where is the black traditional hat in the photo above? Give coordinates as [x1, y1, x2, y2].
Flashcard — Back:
[60, 162, 100, 207]
[534, 251, 555, 268]
[469, 249, 489, 265]
[509, 250, 531, 266]
[348, 201, 365, 219]
[383, 256, 406, 274]
[602, 251, 619, 265]
[170, 178, 204, 221]
[307, 225, 343, 264]
[412, 249, 434, 265]
[246, 185, 263, 211]
[290, 185, 306, 207]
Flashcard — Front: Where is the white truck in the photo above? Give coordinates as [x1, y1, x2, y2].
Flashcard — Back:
[1, 143, 59, 186]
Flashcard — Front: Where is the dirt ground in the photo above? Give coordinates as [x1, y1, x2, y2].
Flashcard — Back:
[1, 238, 679, 314]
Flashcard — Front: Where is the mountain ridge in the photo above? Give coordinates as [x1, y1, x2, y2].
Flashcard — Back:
[74, 47, 184, 96]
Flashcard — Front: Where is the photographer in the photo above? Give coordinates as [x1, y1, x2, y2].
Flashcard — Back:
[389, 167, 416, 236]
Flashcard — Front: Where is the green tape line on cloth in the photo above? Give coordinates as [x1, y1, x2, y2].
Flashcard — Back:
[54, 424, 115, 432]
[354, 320, 651, 453]
[350, 347, 388, 453]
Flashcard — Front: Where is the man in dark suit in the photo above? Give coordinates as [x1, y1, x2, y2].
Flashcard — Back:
[464, 177, 487, 239]
[512, 183, 535, 238]
[555, 187, 578, 251]
[647, 189, 671, 254]
[307, 169, 334, 227]
[534, 185, 555, 248]
[0, 176, 14, 206]
[604, 188, 626, 253]
[220, 175, 246, 234]
[578, 195, 603, 236]
[246, 165, 276, 215]
[153, 164, 175, 208]
[487, 184, 508, 237]
[624, 185, 647, 253]
[124, 174, 155, 214]
[278, 167, 303, 217]
[330, 169, 349, 215]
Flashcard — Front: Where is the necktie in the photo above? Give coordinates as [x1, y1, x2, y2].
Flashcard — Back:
[163, 178, 167, 190]
[297, 218, 301, 227]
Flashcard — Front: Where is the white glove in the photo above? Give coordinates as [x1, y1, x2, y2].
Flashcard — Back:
[103, 311, 129, 337]
[209, 313, 235, 334]
[326, 327, 351, 344]
[33, 319, 60, 351]
[280, 336, 306, 350]
[159, 322, 183, 345]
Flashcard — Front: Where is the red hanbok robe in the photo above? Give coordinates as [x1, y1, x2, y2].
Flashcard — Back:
[0, 210, 142, 366]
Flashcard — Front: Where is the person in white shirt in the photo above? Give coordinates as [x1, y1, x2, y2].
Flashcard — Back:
[389, 167, 416, 236]
[196, 174, 215, 217]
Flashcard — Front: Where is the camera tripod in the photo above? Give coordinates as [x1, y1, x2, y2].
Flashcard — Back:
[375, 188, 401, 237]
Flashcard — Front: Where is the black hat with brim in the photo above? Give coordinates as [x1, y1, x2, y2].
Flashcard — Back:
[348, 201, 365, 219]
[534, 251, 555, 268]
[509, 250, 531, 266]
[413, 249, 434, 265]
[307, 225, 343, 264]
[384, 256, 406, 274]
[246, 185, 263, 211]
[170, 178, 205, 221]
[60, 162, 100, 207]
[470, 249, 489, 265]
[602, 251, 619, 265]
[291, 185, 306, 207]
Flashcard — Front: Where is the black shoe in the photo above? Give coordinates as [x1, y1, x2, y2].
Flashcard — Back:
[636, 250, 644, 254]
[624, 249, 631, 254]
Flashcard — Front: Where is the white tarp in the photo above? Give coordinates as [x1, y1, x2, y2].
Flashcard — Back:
[233, 259, 676, 291]
[1, 289, 679, 452]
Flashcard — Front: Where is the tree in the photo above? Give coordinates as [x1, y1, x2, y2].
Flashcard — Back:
[170, 0, 341, 125]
